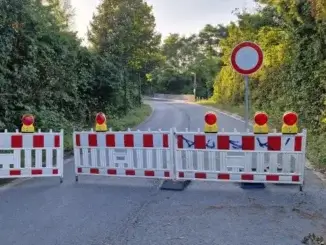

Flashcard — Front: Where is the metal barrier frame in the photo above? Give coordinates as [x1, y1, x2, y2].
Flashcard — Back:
[73, 128, 175, 181]
[173, 128, 307, 190]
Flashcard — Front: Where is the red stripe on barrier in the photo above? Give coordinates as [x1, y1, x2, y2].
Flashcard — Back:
[107, 169, 117, 175]
[195, 172, 206, 179]
[33, 135, 44, 148]
[106, 134, 115, 147]
[267, 136, 281, 151]
[241, 174, 254, 181]
[77, 167, 82, 173]
[125, 169, 135, 175]
[10, 170, 21, 176]
[218, 173, 230, 180]
[177, 135, 183, 148]
[295, 136, 302, 151]
[218, 136, 229, 150]
[32, 169, 43, 175]
[194, 135, 206, 149]
[11, 135, 22, 148]
[52, 169, 59, 175]
[143, 134, 153, 147]
[90, 168, 99, 174]
[164, 171, 170, 177]
[75, 134, 81, 146]
[88, 134, 98, 147]
[54, 135, 60, 147]
[292, 175, 300, 182]
[163, 134, 169, 148]
[124, 134, 134, 147]
[242, 136, 255, 150]
[266, 175, 279, 181]
[178, 172, 184, 178]
[144, 170, 155, 176]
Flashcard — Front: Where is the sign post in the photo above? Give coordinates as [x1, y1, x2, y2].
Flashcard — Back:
[231, 41, 264, 131]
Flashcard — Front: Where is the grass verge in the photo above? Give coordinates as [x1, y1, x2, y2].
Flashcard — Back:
[197, 99, 326, 173]
[0, 103, 152, 186]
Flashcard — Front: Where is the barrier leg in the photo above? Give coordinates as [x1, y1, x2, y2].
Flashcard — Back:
[160, 128, 191, 191]
[241, 182, 265, 189]
[241, 152, 266, 189]
[160, 179, 191, 191]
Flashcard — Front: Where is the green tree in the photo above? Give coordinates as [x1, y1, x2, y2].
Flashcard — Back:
[88, 0, 162, 108]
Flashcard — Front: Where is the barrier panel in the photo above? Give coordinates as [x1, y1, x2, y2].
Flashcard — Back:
[73, 129, 174, 181]
[174, 129, 307, 189]
[0, 129, 64, 182]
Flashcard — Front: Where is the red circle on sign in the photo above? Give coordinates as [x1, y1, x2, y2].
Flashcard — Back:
[254, 112, 268, 126]
[231, 41, 263, 75]
[283, 112, 297, 126]
[96, 112, 106, 124]
[205, 112, 217, 125]
[22, 115, 34, 126]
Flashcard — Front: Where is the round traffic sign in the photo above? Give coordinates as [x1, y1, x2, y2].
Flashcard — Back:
[231, 41, 263, 75]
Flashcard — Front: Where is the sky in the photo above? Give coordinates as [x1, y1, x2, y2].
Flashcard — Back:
[70, 0, 258, 42]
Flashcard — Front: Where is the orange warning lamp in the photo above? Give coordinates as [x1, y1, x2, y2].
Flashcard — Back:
[281, 111, 298, 134]
[253, 111, 269, 134]
[21, 114, 35, 133]
[95, 112, 107, 132]
[204, 111, 218, 133]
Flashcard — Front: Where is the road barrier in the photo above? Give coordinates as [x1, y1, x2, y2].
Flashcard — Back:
[73, 128, 174, 181]
[0, 114, 64, 182]
[174, 130, 306, 186]
[72, 111, 307, 191]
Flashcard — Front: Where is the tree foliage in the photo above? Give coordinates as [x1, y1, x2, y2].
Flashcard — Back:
[149, 24, 227, 98]
[211, 0, 326, 168]
[0, 0, 160, 136]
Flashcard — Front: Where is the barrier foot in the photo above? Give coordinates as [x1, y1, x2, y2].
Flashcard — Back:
[240, 183, 265, 189]
[75, 176, 79, 182]
[60, 177, 63, 184]
[160, 180, 191, 191]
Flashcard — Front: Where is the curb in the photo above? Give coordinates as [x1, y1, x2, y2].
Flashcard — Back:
[132, 102, 155, 130]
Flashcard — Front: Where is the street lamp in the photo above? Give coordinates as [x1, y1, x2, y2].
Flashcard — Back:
[190, 72, 197, 99]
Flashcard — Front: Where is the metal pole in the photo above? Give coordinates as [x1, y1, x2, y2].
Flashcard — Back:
[193, 73, 197, 99]
[138, 72, 141, 105]
[244, 75, 249, 131]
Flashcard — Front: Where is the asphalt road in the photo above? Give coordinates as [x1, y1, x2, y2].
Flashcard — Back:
[0, 99, 326, 245]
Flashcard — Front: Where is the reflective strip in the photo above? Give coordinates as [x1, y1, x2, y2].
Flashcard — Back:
[177, 171, 301, 182]
[176, 134, 303, 152]
[74, 132, 170, 148]
[77, 167, 171, 178]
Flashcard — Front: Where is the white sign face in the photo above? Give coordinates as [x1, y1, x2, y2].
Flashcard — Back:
[231, 41, 263, 75]
[235, 46, 259, 70]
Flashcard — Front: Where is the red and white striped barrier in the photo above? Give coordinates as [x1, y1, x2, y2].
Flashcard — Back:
[73, 128, 307, 190]
[0, 129, 64, 182]
[174, 130, 307, 188]
[73, 129, 174, 181]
